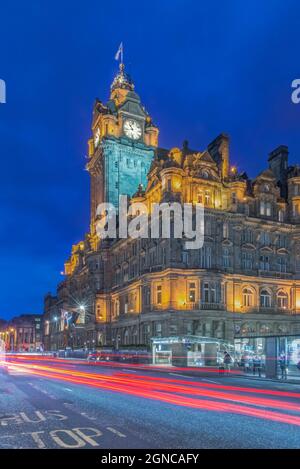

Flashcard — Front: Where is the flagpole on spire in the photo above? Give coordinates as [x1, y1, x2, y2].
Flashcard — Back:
[115, 42, 124, 67]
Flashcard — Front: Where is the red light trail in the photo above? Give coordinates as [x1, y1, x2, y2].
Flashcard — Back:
[2, 355, 300, 428]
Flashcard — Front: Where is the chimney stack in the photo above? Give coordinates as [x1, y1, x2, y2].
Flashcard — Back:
[208, 133, 229, 180]
[268, 145, 288, 197]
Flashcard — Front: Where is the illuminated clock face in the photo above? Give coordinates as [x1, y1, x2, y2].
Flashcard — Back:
[123, 119, 142, 140]
[94, 127, 100, 148]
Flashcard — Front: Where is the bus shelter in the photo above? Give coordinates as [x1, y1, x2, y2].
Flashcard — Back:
[151, 335, 234, 367]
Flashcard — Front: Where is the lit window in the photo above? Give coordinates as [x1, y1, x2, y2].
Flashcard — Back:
[260, 289, 271, 308]
[205, 191, 210, 205]
[156, 285, 162, 305]
[277, 291, 288, 309]
[189, 283, 196, 303]
[242, 288, 254, 307]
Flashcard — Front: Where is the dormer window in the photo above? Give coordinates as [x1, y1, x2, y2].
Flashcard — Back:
[202, 170, 209, 179]
[264, 184, 270, 192]
[293, 203, 299, 217]
[278, 209, 284, 222]
[260, 201, 271, 216]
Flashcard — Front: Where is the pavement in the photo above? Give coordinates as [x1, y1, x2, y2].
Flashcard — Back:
[1, 356, 300, 449]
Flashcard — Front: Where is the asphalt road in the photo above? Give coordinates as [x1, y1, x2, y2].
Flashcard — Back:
[1, 357, 300, 449]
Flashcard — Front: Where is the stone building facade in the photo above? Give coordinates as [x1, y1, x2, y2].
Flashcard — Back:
[43, 63, 300, 362]
[0, 314, 42, 352]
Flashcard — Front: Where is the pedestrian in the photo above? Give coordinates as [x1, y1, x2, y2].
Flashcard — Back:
[279, 353, 287, 380]
[253, 355, 262, 377]
[240, 354, 246, 371]
[223, 351, 232, 375]
[244, 356, 250, 374]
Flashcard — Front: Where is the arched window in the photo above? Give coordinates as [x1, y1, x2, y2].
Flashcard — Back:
[277, 290, 288, 309]
[242, 288, 254, 307]
[260, 289, 271, 308]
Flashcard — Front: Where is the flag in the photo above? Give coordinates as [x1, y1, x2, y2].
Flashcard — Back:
[61, 309, 72, 329]
[115, 42, 123, 62]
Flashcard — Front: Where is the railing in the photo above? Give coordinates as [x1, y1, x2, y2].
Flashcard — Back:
[258, 270, 292, 279]
[240, 306, 293, 315]
[200, 302, 225, 310]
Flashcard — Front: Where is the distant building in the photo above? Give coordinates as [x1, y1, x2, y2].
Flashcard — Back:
[43, 63, 300, 372]
[1, 315, 42, 352]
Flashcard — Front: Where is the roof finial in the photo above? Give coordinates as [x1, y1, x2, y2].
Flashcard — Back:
[111, 44, 134, 92]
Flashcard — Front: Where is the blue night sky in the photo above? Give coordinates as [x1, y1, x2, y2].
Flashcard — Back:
[0, 1, 299, 319]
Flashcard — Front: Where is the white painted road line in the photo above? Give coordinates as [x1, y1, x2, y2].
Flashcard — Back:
[169, 373, 193, 379]
[106, 427, 126, 438]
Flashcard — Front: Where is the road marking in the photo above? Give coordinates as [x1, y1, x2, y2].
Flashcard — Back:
[106, 426, 126, 438]
[169, 373, 193, 379]
[21, 431, 46, 449]
[63, 388, 73, 392]
[201, 379, 219, 384]
[80, 412, 97, 420]
[123, 369, 137, 373]
[28, 382, 57, 399]
[73, 427, 103, 447]
[20, 411, 46, 423]
[50, 429, 86, 448]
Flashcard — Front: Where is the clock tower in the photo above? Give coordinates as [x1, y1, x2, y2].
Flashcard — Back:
[87, 63, 159, 235]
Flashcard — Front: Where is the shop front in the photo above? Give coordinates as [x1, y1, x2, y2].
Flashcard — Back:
[234, 334, 300, 378]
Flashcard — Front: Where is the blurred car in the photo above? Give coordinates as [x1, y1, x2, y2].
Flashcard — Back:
[87, 352, 110, 362]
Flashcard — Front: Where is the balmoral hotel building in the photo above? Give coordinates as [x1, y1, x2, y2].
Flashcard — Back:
[43, 63, 300, 372]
